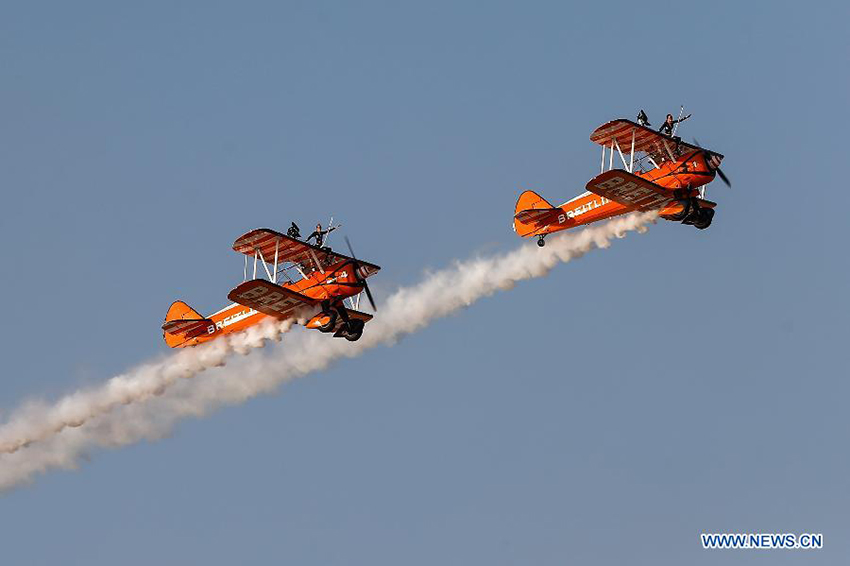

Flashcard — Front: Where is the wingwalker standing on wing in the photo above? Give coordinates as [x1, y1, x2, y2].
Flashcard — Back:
[658, 112, 691, 136]
[306, 221, 340, 249]
[513, 109, 730, 246]
[162, 224, 379, 347]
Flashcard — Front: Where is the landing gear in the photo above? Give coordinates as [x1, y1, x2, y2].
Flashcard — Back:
[666, 199, 691, 221]
[341, 319, 364, 341]
[692, 207, 714, 230]
[681, 198, 714, 230]
[317, 301, 337, 332]
[317, 309, 337, 332]
[313, 301, 368, 341]
[333, 304, 364, 341]
[663, 189, 690, 222]
[664, 190, 715, 230]
[537, 235, 546, 247]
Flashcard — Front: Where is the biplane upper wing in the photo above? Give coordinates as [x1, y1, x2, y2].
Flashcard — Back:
[590, 119, 723, 161]
[227, 279, 317, 319]
[586, 170, 678, 211]
[232, 228, 380, 277]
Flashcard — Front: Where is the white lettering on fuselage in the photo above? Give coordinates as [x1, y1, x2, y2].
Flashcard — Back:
[558, 197, 610, 223]
[208, 308, 257, 334]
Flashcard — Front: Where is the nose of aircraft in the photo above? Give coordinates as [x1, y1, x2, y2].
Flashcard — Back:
[707, 153, 723, 170]
[693, 138, 731, 188]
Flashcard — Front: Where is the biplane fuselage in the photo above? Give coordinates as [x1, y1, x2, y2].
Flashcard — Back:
[163, 229, 379, 348]
[513, 119, 726, 240]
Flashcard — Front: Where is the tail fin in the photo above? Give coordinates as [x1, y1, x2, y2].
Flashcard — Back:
[513, 190, 560, 237]
[162, 300, 211, 348]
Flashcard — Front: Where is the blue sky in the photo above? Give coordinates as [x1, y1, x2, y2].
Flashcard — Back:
[0, 1, 848, 564]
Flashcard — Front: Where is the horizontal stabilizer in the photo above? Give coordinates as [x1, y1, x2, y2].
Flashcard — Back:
[514, 207, 561, 225]
[227, 279, 316, 320]
[162, 318, 212, 336]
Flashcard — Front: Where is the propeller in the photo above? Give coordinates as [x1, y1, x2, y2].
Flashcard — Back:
[693, 137, 731, 188]
[344, 236, 377, 311]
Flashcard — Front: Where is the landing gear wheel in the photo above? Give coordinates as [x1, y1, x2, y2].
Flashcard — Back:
[342, 319, 365, 342]
[537, 236, 546, 247]
[681, 198, 702, 226]
[693, 208, 714, 230]
[317, 309, 338, 332]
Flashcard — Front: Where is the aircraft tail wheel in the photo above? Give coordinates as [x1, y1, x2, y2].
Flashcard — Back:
[693, 208, 715, 230]
[537, 236, 546, 247]
[317, 309, 338, 332]
[343, 319, 365, 341]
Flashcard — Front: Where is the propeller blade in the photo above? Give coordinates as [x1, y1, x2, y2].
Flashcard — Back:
[344, 236, 356, 259]
[362, 281, 377, 311]
[344, 236, 377, 311]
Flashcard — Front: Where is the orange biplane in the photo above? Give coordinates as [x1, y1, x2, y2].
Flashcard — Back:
[162, 227, 380, 347]
[513, 115, 730, 246]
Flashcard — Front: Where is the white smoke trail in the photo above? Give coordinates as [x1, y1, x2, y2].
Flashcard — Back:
[0, 212, 656, 491]
[0, 311, 308, 455]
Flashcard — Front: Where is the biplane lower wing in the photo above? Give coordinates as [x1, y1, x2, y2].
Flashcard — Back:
[227, 279, 318, 319]
[586, 170, 678, 211]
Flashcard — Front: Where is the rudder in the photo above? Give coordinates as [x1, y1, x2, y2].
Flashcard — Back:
[165, 300, 204, 323]
[513, 190, 559, 237]
[162, 300, 211, 348]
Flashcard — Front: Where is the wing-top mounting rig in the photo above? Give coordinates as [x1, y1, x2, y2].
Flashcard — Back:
[513, 112, 729, 246]
[162, 224, 380, 348]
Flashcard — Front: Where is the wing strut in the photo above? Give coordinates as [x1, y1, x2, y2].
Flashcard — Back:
[614, 139, 628, 172]
[272, 238, 279, 283]
[255, 248, 274, 281]
[308, 248, 325, 274]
